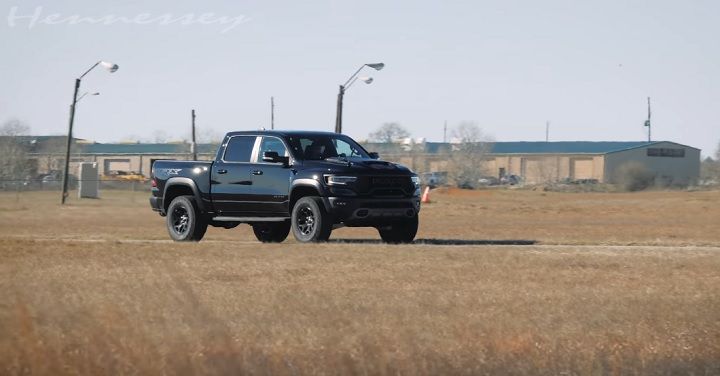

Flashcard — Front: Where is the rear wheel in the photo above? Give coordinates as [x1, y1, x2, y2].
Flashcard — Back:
[291, 197, 333, 242]
[167, 195, 208, 241]
[378, 215, 418, 244]
[252, 221, 291, 243]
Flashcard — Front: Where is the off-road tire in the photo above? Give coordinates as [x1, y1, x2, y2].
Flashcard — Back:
[291, 197, 333, 242]
[378, 215, 418, 244]
[167, 195, 208, 241]
[252, 221, 291, 243]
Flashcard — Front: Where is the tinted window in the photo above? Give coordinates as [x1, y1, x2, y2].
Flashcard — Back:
[256, 136, 288, 161]
[223, 136, 255, 162]
[286, 134, 370, 160]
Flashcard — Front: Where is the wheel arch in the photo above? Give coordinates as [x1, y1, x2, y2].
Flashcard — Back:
[290, 179, 330, 213]
[163, 178, 205, 213]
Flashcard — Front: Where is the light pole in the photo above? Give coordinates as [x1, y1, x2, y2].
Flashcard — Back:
[335, 62, 384, 134]
[77, 91, 100, 103]
[61, 61, 119, 204]
[644, 97, 652, 142]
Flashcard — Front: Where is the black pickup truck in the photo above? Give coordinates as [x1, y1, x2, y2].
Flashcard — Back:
[149, 130, 421, 243]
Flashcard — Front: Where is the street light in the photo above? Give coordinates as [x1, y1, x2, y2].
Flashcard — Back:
[61, 61, 119, 204]
[334, 62, 384, 134]
[76, 91, 100, 103]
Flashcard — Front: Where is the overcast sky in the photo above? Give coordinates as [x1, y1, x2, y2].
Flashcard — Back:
[2, 0, 719, 157]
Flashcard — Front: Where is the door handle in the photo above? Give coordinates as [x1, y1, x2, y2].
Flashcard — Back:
[252, 170, 263, 175]
[217, 169, 227, 174]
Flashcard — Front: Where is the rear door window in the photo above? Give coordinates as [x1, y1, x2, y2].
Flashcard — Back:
[223, 136, 256, 162]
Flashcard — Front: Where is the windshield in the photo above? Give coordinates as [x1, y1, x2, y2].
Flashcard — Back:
[286, 134, 371, 160]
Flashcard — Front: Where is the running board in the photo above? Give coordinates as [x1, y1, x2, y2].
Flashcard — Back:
[212, 216, 288, 222]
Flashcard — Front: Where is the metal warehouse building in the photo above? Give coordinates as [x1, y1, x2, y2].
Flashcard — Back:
[74, 142, 218, 177]
[17, 137, 701, 187]
[418, 140, 701, 185]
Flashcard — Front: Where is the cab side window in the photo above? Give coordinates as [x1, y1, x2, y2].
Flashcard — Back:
[223, 136, 255, 162]
[334, 139, 361, 157]
[256, 136, 288, 162]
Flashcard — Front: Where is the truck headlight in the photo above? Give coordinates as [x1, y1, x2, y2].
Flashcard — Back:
[325, 175, 357, 185]
[411, 176, 420, 188]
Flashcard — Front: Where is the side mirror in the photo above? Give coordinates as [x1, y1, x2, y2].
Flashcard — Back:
[369, 152, 380, 159]
[263, 151, 290, 165]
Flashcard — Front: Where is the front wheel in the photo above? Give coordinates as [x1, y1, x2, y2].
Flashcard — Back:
[252, 221, 291, 243]
[378, 215, 419, 244]
[166, 195, 208, 241]
[291, 197, 333, 242]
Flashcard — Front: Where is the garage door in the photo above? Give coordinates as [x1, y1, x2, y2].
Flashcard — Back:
[521, 159, 542, 184]
[571, 158, 594, 180]
[104, 159, 131, 173]
[483, 158, 497, 176]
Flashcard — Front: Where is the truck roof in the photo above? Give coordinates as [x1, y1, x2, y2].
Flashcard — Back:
[224, 129, 341, 137]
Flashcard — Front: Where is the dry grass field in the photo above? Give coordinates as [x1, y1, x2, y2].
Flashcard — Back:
[1, 188, 719, 375]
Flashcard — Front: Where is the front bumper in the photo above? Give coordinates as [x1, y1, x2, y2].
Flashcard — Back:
[327, 196, 421, 226]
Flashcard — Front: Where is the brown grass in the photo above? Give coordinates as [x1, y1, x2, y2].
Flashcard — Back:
[1, 189, 719, 375]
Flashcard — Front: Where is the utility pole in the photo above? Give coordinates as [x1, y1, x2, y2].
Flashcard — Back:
[191, 109, 197, 160]
[271, 96, 275, 129]
[546, 121, 549, 142]
[443, 120, 447, 143]
[644, 97, 651, 142]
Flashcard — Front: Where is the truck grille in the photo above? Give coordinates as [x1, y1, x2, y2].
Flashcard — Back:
[356, 176, 414, 196]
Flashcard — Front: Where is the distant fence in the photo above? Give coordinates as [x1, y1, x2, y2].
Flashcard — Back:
[0, 178, 152, 193]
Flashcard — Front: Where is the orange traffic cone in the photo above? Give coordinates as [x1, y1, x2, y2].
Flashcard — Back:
[421, 186, 431, 203]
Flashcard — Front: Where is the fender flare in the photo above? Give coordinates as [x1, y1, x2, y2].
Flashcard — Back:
[290, 178, 331, 212]
[163, 177, 206, 212]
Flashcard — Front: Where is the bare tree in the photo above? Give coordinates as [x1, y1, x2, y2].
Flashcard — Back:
[0, 119, 32, 189]
[368, 123, 411, 143]
[615, 161, 654, 192]
[193, 128, 223, 144]
[152, 130, 170, 143]
[700, 141, 720, 185]
[121, 135, 144, 143]
[1, 118, 30, 136]
[38, 137, 68, 174]
[446, 122, 494, 189]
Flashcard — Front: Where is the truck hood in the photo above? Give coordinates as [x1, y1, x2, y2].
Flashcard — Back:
[300, 157, 414, 174]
